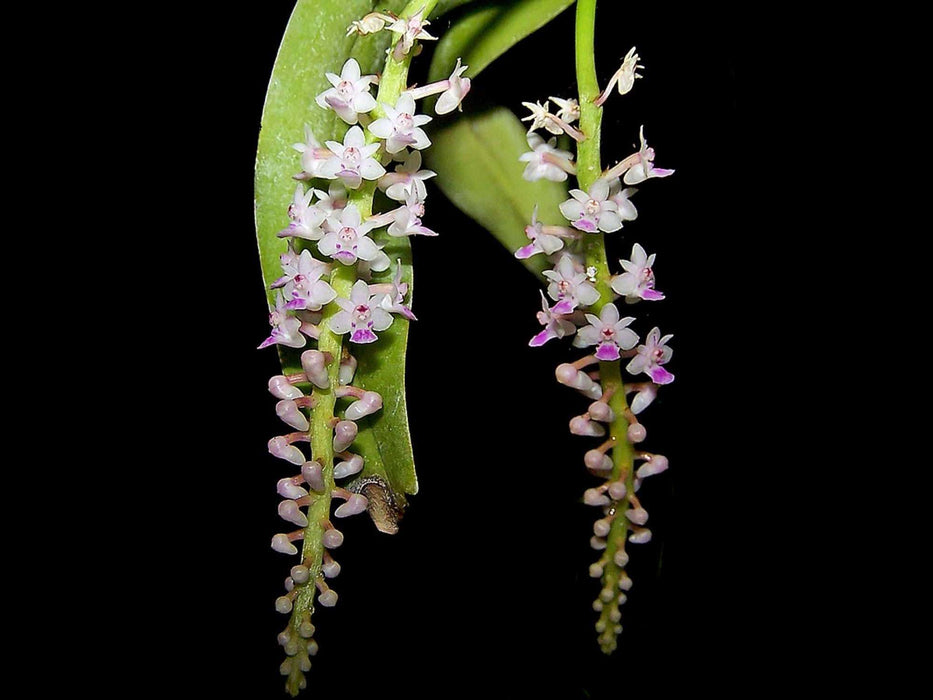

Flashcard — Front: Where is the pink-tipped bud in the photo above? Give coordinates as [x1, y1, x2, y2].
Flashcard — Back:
[626, 422, 646, 443]
[278, 500, 309, 527]
[300, 350, 330, 389]
[271, 533, 298, 555]
[345, 391, 383, 420]
[618, 573, 634, 590]
[332, 420, 358, 452]
[338, 354, 357, 385]
[556, 363, 580, 386]
[626, 507, 649, 525]
[636, 454, 669, 478]
[333, 454, 364, 479]
[630, 384, 657, 415]
[590, 536, 607, 550]
[275, 596, 293, 614]
[269, 375, 303, 400]
[276, 400, 310, 431]
[322, 558, 341, 579]
[607, 480, 627, 500]
[322, 528, 344, 549]
[589, 562, 604, 578]
[584, 449, 614, 471]
[277, 477, 309, 500]
[318, 589, 338, 607]
[334, 493, 368, 518]
[583, 488, 611, 506]
[593, 518, 612, 538]
[629, 528, 652, 544]
[570, 415, 606, 437]
[268, 436, 305, 466]
[613, 549, 629, 568]
[301, 461, 325, 492]
[587, 400, 615, 423]
[290, 565, 310, 584]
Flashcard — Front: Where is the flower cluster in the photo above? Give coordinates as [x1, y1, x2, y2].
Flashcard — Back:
[259, 45, 471, 692]
[515, 48, 675, 652]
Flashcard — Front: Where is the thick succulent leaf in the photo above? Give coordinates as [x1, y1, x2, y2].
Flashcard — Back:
[435, 0, 477, 15]
[428, 0, 575, 82]
[427, 108, 568, 277]
[254, 0, 418, 497]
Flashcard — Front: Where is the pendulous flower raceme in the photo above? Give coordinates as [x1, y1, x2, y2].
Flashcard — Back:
[256, 7, 470, 693]
[515, 41, 675, 653]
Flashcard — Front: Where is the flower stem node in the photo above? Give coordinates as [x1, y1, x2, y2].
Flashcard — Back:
[269, 375, 304, 400]
[332, 420, 358, 452]
[300, 350, 332, 389]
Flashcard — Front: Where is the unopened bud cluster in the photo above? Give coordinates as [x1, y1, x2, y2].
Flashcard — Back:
[517, 47, 675, 652]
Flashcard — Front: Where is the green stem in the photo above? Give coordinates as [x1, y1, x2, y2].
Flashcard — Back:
[574, 0, 635, 653]
[284, 3, 439, 694]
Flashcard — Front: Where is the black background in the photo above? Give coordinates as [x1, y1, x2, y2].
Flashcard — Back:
[138, 2, 802, 697]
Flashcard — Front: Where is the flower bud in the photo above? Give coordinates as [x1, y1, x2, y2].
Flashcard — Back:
[345, 391, 383, 420]
[555, 364, 601, 398]
[636, 454, 669, 478]
[629, 528, 652, 544]
[278, 500, 309, 527]
[275, 596, 293, 614]
[271, 533, 298, 555]
[589, 562, 604, 578]
[583, 488, 610, 506]
[587, 400, 614, 423]
[322, 528, 344, 549]
[269, 375, 303, 400]
[338, 354, 357, 385]
[333, 454, 364, 479]
[277, 477, 309, 500]
[318, 589, 338, 607]
[584, 449, 613, 471]
[630, 384, 657, 415]
[298, 621, 315, 638]
[290, 565, 310, 584]
[301, 461, 325, 492]
[332, 420, 358, 452]
[626, 422, 646, 443]
[276, 400, 310, 431]
[613, 549, 629, 568]
[300, 350, 330, 389]
[570, 415, 606, 437]
[334, 493, 369, 518]
[593, 518, 612, 538]
[607, 481, 627, 500]
[625, 507, 649, 525]
[618, 573, 634, 590]
[268, 436, 305, 466]
[322, 558, 341, 579]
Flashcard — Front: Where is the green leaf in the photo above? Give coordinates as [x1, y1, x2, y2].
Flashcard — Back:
[434, 0, 477, 16]
[426, 108, 569, 277]
[428, 0, 575, 82]
[254, 0, 418, 499]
